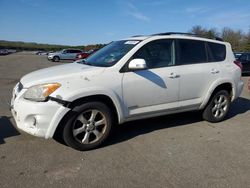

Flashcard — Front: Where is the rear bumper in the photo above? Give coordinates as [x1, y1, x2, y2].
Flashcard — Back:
[234, 80, 244, 100]
[248, 79, 250, 91]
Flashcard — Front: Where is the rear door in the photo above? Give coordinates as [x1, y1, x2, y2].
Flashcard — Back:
[176, 39, 224, 108]
[68, 50, 79, 60]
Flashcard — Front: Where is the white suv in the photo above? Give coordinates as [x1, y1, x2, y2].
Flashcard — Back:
[47, 49, 83, 62]
[11, 33, 244, 150]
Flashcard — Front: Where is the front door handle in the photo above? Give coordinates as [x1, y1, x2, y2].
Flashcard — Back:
[169, 72, 179, 78]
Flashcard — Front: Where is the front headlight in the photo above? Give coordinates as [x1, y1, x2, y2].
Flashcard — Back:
[24, 83, 61, 102]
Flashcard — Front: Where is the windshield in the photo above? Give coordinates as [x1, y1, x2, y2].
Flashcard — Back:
[78, 40, 140, 67]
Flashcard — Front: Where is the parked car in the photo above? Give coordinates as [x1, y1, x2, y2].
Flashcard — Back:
[76, 49, 99, 60]
[40, 52, 48, 55]
[234, 52, 243, 60]
[11, 32, 244, 151]
[7, 49, 17, 53]
[76, 52, 91, 60]
[35, 50, 46, 55]
[48, 49, 83, 62]
[238, 52, 250, 74]
[0, 49, 9, 55]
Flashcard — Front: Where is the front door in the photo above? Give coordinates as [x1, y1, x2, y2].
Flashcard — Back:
[122, 39, 180, 117]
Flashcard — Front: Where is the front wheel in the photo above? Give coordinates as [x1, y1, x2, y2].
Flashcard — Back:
[52, 56, 60, 62]
[63, 102, 113, 151]
[203, 90, 230, 123]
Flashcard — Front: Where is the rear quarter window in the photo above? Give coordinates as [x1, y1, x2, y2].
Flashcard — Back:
[207, 42, 226, 62]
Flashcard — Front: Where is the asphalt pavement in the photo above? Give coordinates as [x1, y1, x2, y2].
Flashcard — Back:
[0, 52, 250, 188]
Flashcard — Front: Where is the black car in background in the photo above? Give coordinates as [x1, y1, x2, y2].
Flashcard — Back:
[234, 52, 243, 60]
[238, 52, 250, 74]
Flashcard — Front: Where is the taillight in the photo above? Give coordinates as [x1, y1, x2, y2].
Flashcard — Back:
[248, 79, 250, 91]
[234, 60, 242, 71]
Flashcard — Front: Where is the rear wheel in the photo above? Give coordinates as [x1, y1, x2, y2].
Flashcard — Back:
[63, 102, 113, 151]
[203, 90, 230, 122]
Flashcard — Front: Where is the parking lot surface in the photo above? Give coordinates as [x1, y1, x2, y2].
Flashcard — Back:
[0, 52, 250, 188]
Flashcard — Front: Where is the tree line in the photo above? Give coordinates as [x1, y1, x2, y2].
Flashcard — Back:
[190, 25, 250, 52]
[1, 26, 250, 52]
[0, 40, 105, 52]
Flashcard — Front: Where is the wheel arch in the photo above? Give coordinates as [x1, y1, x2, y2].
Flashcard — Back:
[68, 94, 120, 123]
[53, 55, 60, 61]
[52, 94, 124, 140]
[200, 81, 234, 109]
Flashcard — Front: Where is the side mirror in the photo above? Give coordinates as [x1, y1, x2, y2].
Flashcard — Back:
[128, 58, 147, 70]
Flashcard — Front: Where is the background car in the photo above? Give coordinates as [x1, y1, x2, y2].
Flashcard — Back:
[48, 49, 83, 62]
[35, 50, 46, 55]
[76, 49, 99, 60]
[238, 52, 250, 74]
[234, 52, 243, 59]
[0, 49, 9, 55]
[7, 49, 17, 53]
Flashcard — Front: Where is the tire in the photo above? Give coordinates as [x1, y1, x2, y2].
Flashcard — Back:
[202, 90, 230, 123]
[53, 56, 60, 62]
[63, 102, 113, 151]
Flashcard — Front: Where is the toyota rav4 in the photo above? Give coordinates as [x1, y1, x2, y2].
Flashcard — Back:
[11, 33, 244, 150]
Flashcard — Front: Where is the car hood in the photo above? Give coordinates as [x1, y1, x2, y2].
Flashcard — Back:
[20, 63, 105, 88]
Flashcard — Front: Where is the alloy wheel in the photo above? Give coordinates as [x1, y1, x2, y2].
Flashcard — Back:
[72, 109, 107, 144]
[212, 94, 229, 118]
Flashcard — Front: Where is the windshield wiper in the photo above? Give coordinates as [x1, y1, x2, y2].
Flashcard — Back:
[82, 61, 92, 66]
[76, 59, 92, 66]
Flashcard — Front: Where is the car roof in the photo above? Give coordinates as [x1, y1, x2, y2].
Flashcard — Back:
[124, 33, 226, 44]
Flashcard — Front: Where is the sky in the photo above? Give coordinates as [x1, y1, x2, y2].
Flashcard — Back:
[0, 0, 250, 45]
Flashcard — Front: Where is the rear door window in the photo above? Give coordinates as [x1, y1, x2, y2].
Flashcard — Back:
[176, 39, 207, 65]
[207, 42, 226, 62]
[70, 50, 77, 53]
[75, 50, 82, 53]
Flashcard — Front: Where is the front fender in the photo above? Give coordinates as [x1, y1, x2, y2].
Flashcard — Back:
[45, 87, 127, 139]
[62, 87, 127, 123]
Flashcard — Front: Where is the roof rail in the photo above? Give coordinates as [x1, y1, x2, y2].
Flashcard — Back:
[151, 32, 224, 41]
[151, 32, 196, 36]
[130, 35, 144, 37]
[214, 37, 223, 41]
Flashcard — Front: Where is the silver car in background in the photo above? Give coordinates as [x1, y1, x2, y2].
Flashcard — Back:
[48, 49, 83, 62]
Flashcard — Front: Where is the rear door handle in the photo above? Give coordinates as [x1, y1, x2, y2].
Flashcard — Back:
[169, 72, 180, 78]
[211, 69, 219, 74]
